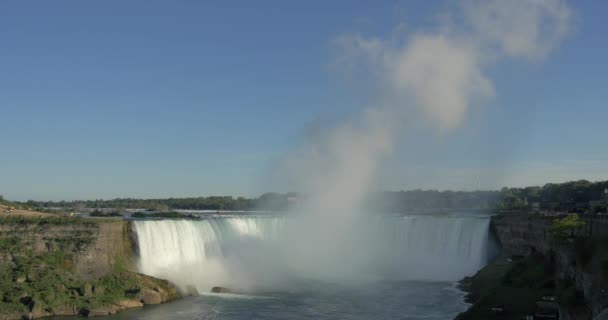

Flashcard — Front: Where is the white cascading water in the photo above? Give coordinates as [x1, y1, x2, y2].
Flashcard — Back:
[133, 215, 492, 293]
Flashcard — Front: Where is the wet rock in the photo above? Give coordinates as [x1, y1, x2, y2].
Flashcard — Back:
[29, 301, 49, 318]
[52, 305, 80, 316]
[139, 288, 162, 304]
[132, 272, 180, 302]
[211, 286, 232, 294]
[153, 286, 169, 301]
[86, 306, 118, 317]
[115, 299, 144, 309]
[30, 301, 44, 314]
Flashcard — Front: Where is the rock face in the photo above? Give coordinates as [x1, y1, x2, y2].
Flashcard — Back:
[73, 220, 137, 280]
[76, 273, 178, 317]
[0, 218, 136, 280]
[81, 299, 143, 317]
[0, 217, 180, 320]
[491, 214, 553, 256]
[185, 285, 199, 296]
[115, 299, 144, 309]
[211, 286, 233, 294]
[139, 288, 163, 304]
[492, 214, 608, 319]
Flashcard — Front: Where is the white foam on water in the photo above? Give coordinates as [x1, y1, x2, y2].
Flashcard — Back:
[133, 215, 492, 293]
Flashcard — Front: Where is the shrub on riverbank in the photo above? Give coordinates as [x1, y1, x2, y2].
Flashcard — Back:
[0, 217, 179, 318]
[0, 241, 140, 314]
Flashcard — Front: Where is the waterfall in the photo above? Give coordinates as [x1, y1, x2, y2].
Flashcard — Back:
[133, 215, 492, 293]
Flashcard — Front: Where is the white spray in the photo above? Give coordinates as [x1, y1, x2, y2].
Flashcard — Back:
[272, 0, 572, 280]
[135, 0, 573, 291]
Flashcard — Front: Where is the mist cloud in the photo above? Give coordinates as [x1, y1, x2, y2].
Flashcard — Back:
[279, 0, 573, 211]
[335, 0, 572, 131]
[463, 0, 572, 61]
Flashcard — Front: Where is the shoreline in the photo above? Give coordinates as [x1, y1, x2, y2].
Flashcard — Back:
[453, 254, 518, 320]
[0, 271, 180, 320]
[0, 210, 181, 320]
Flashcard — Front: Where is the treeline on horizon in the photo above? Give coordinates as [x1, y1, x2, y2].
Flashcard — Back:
[0, 193, 295, 212]
[369, 179, 608, 213]
[2, 180, 607, 214]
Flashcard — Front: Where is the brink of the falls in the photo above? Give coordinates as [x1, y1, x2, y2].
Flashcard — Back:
[133, 214, 494, 294]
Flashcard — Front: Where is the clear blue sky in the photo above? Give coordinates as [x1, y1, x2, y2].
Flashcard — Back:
[1, 1, 607, 201]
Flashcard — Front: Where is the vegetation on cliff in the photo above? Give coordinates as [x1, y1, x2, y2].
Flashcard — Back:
[457, 253, 561, 320]
[0, 251, 130, 314]
[0, 216, 179, 319]
[548, 213, 586, 240]
[461, 212, 608, 320]
[0, 255, 178, 317]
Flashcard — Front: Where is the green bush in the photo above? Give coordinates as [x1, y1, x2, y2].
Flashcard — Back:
[0, 251, 149, 313]
[549, 213, 585, 240]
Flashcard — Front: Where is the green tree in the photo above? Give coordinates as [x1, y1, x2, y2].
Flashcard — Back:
[549, 213, 586, 240]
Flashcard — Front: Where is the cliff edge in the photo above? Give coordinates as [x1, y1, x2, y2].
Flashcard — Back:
[0, 215, 180, 319]
[458, 213, 608, 320]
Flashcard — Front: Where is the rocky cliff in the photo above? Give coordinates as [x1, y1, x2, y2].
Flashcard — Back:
[0, 217, 133, 278]
[492, 214, 608, 319]
[0, 216, 179, 319]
